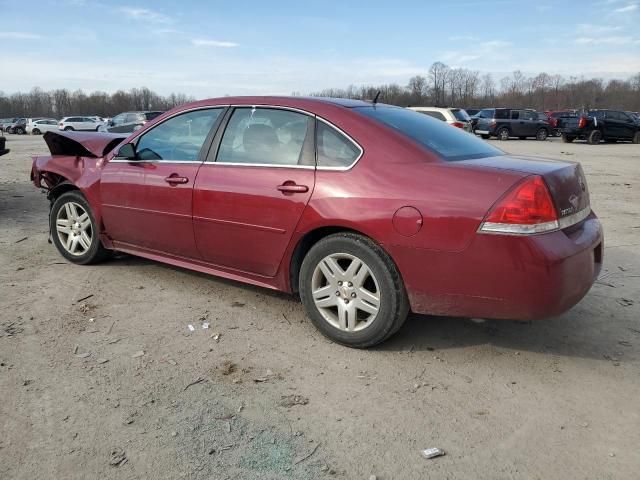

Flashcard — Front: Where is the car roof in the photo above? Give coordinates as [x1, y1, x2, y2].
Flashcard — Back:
[179, 96, 378, 110]
[408, 106, 452, 112]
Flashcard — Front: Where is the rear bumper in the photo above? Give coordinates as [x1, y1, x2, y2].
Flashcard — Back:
[389, 213, 603, 320]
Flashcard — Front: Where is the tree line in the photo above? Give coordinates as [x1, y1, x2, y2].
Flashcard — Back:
[0, 87, 194, 118]
[310, 62, 640, 112]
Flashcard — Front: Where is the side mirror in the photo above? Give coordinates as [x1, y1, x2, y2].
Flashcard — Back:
[115, 143, 137, 160]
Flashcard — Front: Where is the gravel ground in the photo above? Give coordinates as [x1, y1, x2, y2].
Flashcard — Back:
[1, 134, 639, 479]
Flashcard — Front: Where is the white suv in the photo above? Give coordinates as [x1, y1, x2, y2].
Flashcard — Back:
[26, 118, 59, 135]
[408, 107, 473, 132]
[58, 116, 105, 131]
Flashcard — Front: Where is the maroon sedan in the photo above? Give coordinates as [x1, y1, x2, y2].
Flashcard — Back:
[31, 97, 603, 347]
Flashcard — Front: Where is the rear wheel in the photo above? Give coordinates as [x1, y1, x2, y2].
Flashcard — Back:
[32, 128, 41, 135]
[587, 129, 602, 145]
[50, 191, 109, 265]
[299, 233, 409, 348]
[536, 128, 549, 141]
[15, 127, 25, 135]
[64, 126, 74, 131]
[633, 132, 640, 144]
[562, 134, 575, 143]
[498, 127, 510, 141]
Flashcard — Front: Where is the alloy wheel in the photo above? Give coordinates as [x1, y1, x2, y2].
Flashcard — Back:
[55, 201, 93, 256]
[311, 253, 380, 332]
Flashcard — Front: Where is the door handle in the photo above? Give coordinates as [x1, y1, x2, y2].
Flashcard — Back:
[165, 174, 189, 185]
[277, 183, 309, 193]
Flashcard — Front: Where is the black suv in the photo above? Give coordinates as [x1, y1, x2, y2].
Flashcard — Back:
[474, 108, 550, 141]
[102, 111, 163, 133]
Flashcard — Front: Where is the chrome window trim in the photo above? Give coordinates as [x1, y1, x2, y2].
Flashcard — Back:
[109, 160, 204, 164]
[201, 162, 314, 169]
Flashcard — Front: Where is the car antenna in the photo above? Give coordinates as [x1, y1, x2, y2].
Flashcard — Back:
[372, 90, 381, 105]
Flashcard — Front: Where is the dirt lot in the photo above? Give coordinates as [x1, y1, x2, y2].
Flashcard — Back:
[1, 134, 639, 479]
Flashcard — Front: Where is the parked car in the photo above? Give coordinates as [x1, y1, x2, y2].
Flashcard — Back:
[559, 109, 640, 144]
[58, 116, 104, 131]
[474, 108, 550, 140]
[408, 107, 473, 132]
[464, 108, 480, 117]
[31, 97, 602, 348]
[27, 118, 60, 135]
[7, 118, 28, 134]
[100, 111, 163, 133]
[0, 118, 19, 132]
[546, 110, 578, 136]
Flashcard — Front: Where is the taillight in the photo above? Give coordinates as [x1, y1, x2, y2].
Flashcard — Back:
[489, 121, 497, 128]
[578, 117, 587, 129]
[451, 121, 464, 128]
[479, 176, 559, 235]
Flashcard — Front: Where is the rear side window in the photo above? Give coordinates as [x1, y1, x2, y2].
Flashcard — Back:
[510, 110, 520, 120]
[355, 106, 503, 161]
[125, 113, 140, 123]
[316, 121, 361, 168]
[216, 108, 313, 166]
[495, 109, 510, 119]
[136, 108, 223, 162]
[419, 111, 447, 121]
[451, 109, 470, 121]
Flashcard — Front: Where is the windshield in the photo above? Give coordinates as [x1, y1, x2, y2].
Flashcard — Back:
[354, 106, 503, 161]
[451, 109, 471, 121]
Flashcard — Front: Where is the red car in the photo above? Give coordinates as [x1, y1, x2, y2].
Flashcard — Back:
[31, 97, 603, 348]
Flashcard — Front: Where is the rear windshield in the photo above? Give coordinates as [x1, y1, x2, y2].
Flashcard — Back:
[355, 106, 503, 161]
[451, 109, 471, 121]
[144, 112, 163, 121]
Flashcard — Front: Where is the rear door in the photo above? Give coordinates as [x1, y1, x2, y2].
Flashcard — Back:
[193, 106, 316, 276]
[510, 110, 525, 136]
[101, 107, 225, 258]
[521, 110, 539, 136]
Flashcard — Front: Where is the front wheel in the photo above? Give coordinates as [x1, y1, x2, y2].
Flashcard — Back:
[32, 128, 41, 135]
[64, 126, 74, 131]
[536, 128, 548, 141]
[50, 191, 109, 265]
[299, 233, 409, 348]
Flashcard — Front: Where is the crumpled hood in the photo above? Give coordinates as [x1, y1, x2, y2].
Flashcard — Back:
[43, 130, 127, 158]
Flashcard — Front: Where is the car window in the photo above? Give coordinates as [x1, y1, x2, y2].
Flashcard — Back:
[495, 109, 510, 119]
[590, 111, 605, 119]
[479, 109, 494, 119]
[135, 108, 223, 162]
[521, 111, 536, 121]
[316, 121, 361, 168]
[82, 117, 94, 123]
[355, 106, 503, 161]
[112, 114, 126, 125]
[125, 113, 140, 123]
[144, 112, 163, 121]
[418, 111, 447, 121]
[451, 109, 471, 121]
[216, 108, 313, 166]
[510, 110, 520, 120]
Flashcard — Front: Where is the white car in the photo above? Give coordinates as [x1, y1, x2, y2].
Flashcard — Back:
[26, 118, 59, 135]
[407, 107, 473, 132]
[58, 116, 105, 132]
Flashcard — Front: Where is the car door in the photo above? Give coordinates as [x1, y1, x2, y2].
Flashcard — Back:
[608, 111, 634, 139]
[510, 110, 525, 136]
[101, 107, 225, 258]
[193, 106, 316, 277]
[521, 110, 539, 136]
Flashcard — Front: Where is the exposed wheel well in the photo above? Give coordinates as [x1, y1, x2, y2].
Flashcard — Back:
[289, 226, 369, 294]
[45, 175, 79, 202]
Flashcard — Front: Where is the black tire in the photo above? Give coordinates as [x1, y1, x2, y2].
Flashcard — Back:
[562, 134, 575, 143]
[480, 134, 490, 139]
[32, 128, 41, 135]
[497, 127, 510, 141]
[632, 132, 640, 144]
[49, 191, 110, 265]
[64, 126, 74, 131]
[587, 129, 602, 145]
[299, 233, 409, 348]
[536, 128, 549, 141]
[15, 127, 25, 135]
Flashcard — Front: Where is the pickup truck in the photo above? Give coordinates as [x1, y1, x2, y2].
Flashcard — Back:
[559, 109, 640, 144]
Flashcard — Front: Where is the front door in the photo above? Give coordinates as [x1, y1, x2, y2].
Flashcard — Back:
[193, 107, 316, 277]
[101, 107, 225, 258]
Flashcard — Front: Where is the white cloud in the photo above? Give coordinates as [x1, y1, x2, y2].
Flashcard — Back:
[0, 31, 41, 39]
[575, 36, 637, 45]
[614, 3, 638, 12]
[576, 23, 623, 33]
[191, 39, 239, 48]
[119, 7, 172, 24]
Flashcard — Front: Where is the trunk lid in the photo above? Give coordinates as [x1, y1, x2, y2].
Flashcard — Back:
[43, 130, 127, 158]
[458, 155, 590, 222]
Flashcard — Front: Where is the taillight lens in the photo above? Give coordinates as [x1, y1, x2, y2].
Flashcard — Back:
[479, 176, 559, 235]
[489, 121, 497, 128]
[578, 117, 587, 128]
[451, 121, 464, 128]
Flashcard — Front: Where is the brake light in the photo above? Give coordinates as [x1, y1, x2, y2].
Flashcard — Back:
[489, 121, 497, 128]
[451, 121, 465, 128]
[578, 117, 587, 129]
[479, 176, 559, 235]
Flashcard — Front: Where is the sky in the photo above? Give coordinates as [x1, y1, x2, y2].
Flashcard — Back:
[0, 0, 639, 98]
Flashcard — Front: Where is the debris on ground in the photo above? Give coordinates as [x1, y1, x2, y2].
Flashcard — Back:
[211, 332, 221, 342]
[278, 395, 309, 408]
[219, 360, 237, 376]
[294, 442, 320, 464]
[187, 324, 195, 332]
[76, 294, 94, 303]
[231, 301, 245, 308]
[202, 322, 210, 329]
[109, 447, 127, 467]
[131, 350, 145, 358]
[421, 447, 446, 459]
[96, 358, 109, 364]
[74, 351, 91, 359]
[616, 298, 633, 307]
[183, 377, 206, 391]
